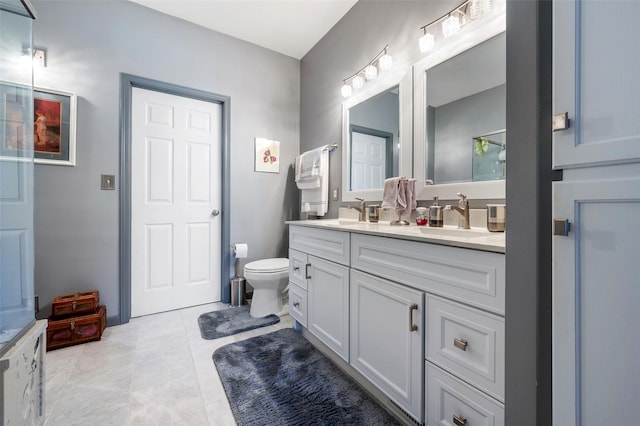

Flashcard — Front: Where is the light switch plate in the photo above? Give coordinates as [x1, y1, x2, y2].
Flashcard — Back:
[332, 188, 339, 201]
[101, 174, 116, 190]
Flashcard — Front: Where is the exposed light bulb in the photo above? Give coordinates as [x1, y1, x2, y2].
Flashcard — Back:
[364, 64, 378, 80]
[442, 15, 460, 37]
[378, 53, 393, 71]
[341, 83, 353, 98]
[419, 32, 435, 53]
[352, 75, 364, 90]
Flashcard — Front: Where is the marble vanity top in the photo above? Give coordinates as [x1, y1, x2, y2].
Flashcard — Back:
[286, 219, 505, 253]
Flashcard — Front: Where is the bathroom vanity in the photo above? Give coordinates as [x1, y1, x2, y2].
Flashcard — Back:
[287, 220, 505, 425]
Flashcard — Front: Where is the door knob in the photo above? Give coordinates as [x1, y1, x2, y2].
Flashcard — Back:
[211, 209, 220, 217]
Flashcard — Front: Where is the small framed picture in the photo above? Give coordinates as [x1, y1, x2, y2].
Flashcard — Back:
[254, 138, 280, 173]
[33, 87, 76, 166]
[0, 83, 76, 166]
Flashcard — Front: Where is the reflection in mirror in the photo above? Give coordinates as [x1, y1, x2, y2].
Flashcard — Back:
[348, 86, 399, 191]
[425, 33, 506, 185]
[472, 129, 506, 181]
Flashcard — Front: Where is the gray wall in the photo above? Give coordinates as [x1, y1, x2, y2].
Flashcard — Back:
[301, 0, 459, 216]
[505, 0, 553, 424]
[31, 0, 300, 321]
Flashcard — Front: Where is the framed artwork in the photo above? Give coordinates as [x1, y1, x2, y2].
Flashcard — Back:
[254, 137, 280, 173]
[1, 83, 76, 166]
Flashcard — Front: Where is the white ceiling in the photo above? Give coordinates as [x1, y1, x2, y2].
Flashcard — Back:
[128, 0, 358, 59]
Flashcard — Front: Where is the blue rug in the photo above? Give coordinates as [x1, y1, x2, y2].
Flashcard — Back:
[213, 328, 400, 425]
[197, 305, 280, 340]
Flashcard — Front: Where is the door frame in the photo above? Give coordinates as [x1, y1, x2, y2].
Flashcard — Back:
[118, 73, 231, 325]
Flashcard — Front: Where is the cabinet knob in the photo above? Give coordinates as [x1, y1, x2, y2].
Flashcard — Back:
[553, 112, 570, 132]
[453, 414, 467, 426]
[553, 218, 571, 236]
[453, 338, 468, 351]
[293, 302, 300, 308]
[293, 266, 300, 271]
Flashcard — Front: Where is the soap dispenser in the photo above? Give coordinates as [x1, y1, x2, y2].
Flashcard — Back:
[429, 196, 443, 227]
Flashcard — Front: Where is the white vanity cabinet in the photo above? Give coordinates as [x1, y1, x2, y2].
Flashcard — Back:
[351, 233, 505, 426]
[350, 269, 424, 422]
[288, 226, 350, 362]
[288, 222, 505, 426]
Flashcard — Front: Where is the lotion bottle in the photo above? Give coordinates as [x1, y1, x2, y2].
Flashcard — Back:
[429, 196, 443, 227]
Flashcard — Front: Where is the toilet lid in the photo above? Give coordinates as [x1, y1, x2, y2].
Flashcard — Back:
[244, 258, 289, 273]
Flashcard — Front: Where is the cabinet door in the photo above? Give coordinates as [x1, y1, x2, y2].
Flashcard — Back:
[350, 269, 424, 424]
[553, 177, 640, 426]
[553, 0, 640, 169]
[307, 255, 350, 362]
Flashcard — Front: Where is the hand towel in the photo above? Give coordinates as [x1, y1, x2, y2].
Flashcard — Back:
[398, 178, 417, 215]
[300, 146, 329, 216]
[295, 148, 322, 190]
[381, 177, 402, 211]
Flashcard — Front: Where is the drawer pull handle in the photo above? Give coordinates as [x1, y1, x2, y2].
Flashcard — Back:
[305, 263, 311, 279]
[453, 414, 467, 426]
[454, 338, 468, 351]
[409, 303, 418, 332]
[293, 302, 300, 308]
[293, 266, 300, 271]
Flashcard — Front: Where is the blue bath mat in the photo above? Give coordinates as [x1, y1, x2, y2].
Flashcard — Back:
[213, 328, 400, 425]
[197, 305, 280, 340]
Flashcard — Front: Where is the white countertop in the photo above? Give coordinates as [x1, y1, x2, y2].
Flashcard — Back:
[286, 219, 505, 253]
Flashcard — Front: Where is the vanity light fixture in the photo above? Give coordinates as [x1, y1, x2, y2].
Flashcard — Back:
[418, 0, 490, 53]
[341, 82, 353, 98]
[364, 64, 378, 80]
[419, 32, 435, 53]
[442, 15, 461, 37]
[352, 75, 364, 90]
[341, 45, 392, 98]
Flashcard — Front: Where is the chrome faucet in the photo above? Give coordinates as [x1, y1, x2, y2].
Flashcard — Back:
[349, 197, 366, 222]
[445, 193, 470, 229]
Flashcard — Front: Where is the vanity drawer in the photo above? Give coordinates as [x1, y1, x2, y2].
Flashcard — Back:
[351, 233, 505, 315]
[288, 283, 307, 327]
[289, 225, 350, 266]
[427, 295, 505, 401]
[426, 362, 504, 426]
[288, 249, 308, 289]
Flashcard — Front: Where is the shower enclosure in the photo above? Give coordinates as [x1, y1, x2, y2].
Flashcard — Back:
[0, 1, 47, 424]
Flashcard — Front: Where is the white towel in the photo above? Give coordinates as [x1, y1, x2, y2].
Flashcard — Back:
[295, 148, 322, 189]
[300, 146, 329, 216]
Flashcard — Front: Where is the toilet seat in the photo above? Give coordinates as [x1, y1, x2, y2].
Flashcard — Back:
[244, 258, 289, 274]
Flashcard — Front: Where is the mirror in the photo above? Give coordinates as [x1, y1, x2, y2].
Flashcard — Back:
[342, 72, 412, 202]
[413, 7, 506, 200]
[348, 86, 399, 191]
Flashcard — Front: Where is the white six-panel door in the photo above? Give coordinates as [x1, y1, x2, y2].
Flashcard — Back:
[131, 87, 221, 317]
[350, 131, 387, 191]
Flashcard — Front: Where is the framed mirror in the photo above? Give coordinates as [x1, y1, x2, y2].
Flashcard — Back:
[413, 4, 506, 201]
[342, 72, 412, 201]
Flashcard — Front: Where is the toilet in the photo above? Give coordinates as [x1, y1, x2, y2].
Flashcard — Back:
[243, 258, 289, 318]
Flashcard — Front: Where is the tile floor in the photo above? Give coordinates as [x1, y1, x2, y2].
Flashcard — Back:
[44, 302, 292, 426]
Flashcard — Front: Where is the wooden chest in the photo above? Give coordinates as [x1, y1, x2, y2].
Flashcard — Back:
[46, 305, 106, 351]
[51, 290, 100, 318]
